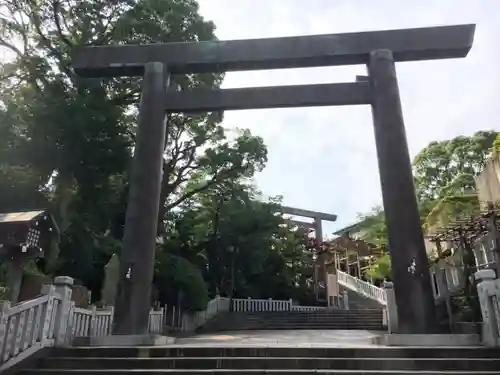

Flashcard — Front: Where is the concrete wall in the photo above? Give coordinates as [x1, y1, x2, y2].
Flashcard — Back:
[476, 154, 500, 206]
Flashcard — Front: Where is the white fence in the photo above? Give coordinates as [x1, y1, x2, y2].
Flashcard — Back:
[231, 298, 326, 313]
[0, 276, 191, 371]
[232, 298, 292, 312]
[337, 270, 387, 305]
[148, 308, 164, 334]
[0, 279, 69, 370]
[0, 286, 58, 369]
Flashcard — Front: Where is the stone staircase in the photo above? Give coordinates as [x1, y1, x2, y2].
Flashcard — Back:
[341, 285, 385, 310]
[18, 346, 500, 374]
[200, 309, 384, 332]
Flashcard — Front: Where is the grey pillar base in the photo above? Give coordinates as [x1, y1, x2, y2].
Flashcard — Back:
[73, 334, 176, 347]
[373, 334, 480, 347]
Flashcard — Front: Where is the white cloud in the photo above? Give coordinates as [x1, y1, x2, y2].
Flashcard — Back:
[197, 0, 500, 236]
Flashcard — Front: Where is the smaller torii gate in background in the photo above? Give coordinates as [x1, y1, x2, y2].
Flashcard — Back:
[282, 205, 337, 244]
[281, 205, 338, 304]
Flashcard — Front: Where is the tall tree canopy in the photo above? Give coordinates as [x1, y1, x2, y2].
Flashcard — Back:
[413, 131, 498, 201]
[0, 0, 267, 298]
[0, 0, 318, 308]
[358, 131, 499, 280]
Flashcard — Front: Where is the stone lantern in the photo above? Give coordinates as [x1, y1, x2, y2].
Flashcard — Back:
[0, 209, 59, 303]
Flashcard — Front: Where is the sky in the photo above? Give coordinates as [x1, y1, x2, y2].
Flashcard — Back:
[196, 0, 500, 236]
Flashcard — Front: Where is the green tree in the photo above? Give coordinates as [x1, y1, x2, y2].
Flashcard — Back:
[153, 182, 316, 307]
[358, 132, 497, 281]
[0, 0, 266, 299]
[355, 206, 387, 247]
[413, 131, 498, 201]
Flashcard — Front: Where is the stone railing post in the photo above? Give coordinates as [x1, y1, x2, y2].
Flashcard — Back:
[40, 285, 57, 345]
[89, 305, 97, 337]
[342, 290, 349, 310]
[475, 269, 499, 347]
[53, 276, 74, 346]
[0, 301, 11, 357]
[383, 281, 398, 333]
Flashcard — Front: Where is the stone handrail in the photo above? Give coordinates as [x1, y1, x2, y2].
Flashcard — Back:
[337, 269, 387, 305]
[71, 307, 93, 338]
[148, 308, 164, 334]
[188, 296, 230, 331]
[0, 276, 170, 371]
[231, 298, 326, 313]
[70, 305, 115, 339]
[0, 284, 62, 369]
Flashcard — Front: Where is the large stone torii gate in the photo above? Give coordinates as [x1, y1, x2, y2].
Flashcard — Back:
[73, 24, 475, 335]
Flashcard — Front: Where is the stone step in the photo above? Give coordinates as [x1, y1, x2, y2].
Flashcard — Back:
[238, 311, 382, 316]
[202, 326, 385, 331]
[234, 319, 382, 325]
[50, 347, 500, 358]
[216, 320, 382, 324]
[245, 314, 382, 321]
[240, 317, 383, 321]
[222, 322, 383, 331]
[38, 357, 500, 371]
[202, 310, 384, 332]
[206, 322, 384, 328]
[18, 369, 500, 375]
[241, 311, 382, 314]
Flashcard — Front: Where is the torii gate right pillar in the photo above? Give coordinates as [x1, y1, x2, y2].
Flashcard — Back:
[368, 49, 436, 333]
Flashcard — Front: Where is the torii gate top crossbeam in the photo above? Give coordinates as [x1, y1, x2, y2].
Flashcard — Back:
[282, 206, 337, 222]
[73, 24, 475, 77]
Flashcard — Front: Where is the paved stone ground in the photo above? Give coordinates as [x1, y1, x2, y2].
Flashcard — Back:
[175, 330, 384, 347]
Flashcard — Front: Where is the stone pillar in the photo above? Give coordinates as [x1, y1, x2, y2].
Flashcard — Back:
[342, 290, 349, 310]
[0, 301, 11, 355]
[383, 281, 398, 333]
[314, 217, 323, 244]
[6, 259, 23, 303]
[40, 284, 57, 345]
[475, 269, 500, 347]
[101, 254, 119, 307]
[113, 62, 169, 335]
[368, 49, 436, 333]
[53, 276, 74, 345]
[326, 273, 339, 307]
